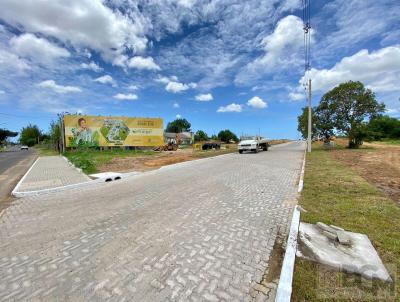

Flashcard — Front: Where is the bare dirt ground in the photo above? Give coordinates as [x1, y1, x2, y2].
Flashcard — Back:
[97, 140, 290, 173]
[98, 148, 197, 172]
[331, 142, 400, 205]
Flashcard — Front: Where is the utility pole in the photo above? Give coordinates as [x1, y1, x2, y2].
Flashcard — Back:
[307, 79, 312, 152]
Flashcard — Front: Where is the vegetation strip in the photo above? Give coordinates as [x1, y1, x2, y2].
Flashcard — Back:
[292, 144, 400, 301]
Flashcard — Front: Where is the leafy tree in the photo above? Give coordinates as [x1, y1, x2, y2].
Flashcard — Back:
[297, 107, 317, 139]
[194, 130, 208, 142]
[166, 118, 191, 133]
[20, 124, 42, 146]
[210, 134, 218, 140]
[217, 129, 238, 143]
[48, 120, 62, 151]
[0, 128, 18, 144]
[367, 115, 400, 139]
[318, 81, 385, 148]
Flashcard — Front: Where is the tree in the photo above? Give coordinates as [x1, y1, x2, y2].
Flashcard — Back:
[217, 129, 238, 143]
[166, 118, 191, 133]
[20, 124, 42, 146]
[297, 107, 317, 139]
[0, 128, 18, 144]
[367, 115, 400, 140]
[48, 120, 62, 151]
[318, 81, 385, 148]
[194, 130, 208, 142]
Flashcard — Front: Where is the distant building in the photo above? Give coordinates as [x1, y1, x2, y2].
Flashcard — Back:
[164, 132, 193, 145]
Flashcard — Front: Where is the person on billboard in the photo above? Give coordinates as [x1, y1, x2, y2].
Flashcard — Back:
[75, 117, 93, 143]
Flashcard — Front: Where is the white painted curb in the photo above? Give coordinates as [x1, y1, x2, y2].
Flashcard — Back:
[298, 148, 307, 193]
[275, 142, 306, 301]
[275, 206, 301, 302]
[11, 157, 40, 196]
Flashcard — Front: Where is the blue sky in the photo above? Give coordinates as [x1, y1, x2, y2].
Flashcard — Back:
[0, 0, 399, 139]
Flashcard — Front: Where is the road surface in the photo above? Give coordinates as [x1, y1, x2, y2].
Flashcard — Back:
[0, 147, 37, 205]
[0, 142, 305, 301]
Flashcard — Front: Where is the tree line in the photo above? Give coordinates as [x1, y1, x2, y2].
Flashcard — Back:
[298, 80, 399, 148]
[165, 117, 239, 143]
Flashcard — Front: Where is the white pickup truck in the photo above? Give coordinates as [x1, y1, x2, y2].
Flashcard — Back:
[238, 136, 270, 154]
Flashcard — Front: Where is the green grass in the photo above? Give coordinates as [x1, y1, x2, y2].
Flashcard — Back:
[376, 139, 400, 145]
[64, 148, 155, 174]
[292, 145, 400, 301]
[34, 145, 59, 156]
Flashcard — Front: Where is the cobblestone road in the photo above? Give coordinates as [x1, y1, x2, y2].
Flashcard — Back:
[0, 142, 305, 302]
[15, 156, 90, 192]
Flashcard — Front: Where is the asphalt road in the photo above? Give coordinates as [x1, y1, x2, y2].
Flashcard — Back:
[0, 147, 37, 204]
[0, 142, 305, 301]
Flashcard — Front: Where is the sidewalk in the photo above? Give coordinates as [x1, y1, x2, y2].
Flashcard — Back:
[14, 156, 90, 193]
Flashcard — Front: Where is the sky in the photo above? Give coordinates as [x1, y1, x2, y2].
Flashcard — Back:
[0, 0, 399, 139]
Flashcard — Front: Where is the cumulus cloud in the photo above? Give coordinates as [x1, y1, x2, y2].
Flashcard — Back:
[173, 102, 180, 108]
[217, 103, 243, 113]
[0, 0, 148, 63]
[37, 80, 81, 94]
[288, 91, 304, 101]
[10, 33, 70, 65]
[80, 61, 103, 72]
[300, 46, 400, 93]
[247, 96, 267, 108]
[0, 48, 30, 74]
[235, 15, 305, 84]
[195, 93, 213, 101]
[128, 85, 139, 90]
[176, 114, 182, 118]
[156, 74, 197, 95]
[127, 56, 161, 70]
[113, 93, 138, 100]
[93, 75, 116, 86]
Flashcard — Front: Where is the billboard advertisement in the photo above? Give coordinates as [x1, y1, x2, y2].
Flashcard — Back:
[64, 115, 164, 147]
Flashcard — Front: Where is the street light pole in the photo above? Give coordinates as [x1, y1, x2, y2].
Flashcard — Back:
[307, 78, 312, 153]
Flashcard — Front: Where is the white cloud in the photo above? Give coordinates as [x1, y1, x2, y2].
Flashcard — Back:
[10, 33, 70, 65]
[94, 75, 116, 86]
[247, 96, 267, 108]
[288, 92, 304, 101]
[128, 85, 139, 90]
[127, 56, 161, 71]
[173, 102, 180, 108]
[0, 0, 148, 64]
[301, 46, 400, 93]
[176, 114, 182, 118]
[37, 80, 81, 94]
[0, 48, 31, 74]
[217, 103, 243, 113]
[113, 93, 138, 100]
[80, 61, 103, 72]
[235, 15, 305, 84]
[0, 90, 5, 94]
[195, 93, 213, 102]
[165, 81, 197, 93]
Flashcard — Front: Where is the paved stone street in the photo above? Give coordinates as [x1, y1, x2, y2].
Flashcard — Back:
[0, 142, 305, 302]
[15, 156, 90, 193]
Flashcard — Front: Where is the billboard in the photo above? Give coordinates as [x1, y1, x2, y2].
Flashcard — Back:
[64, 115, 164, 147]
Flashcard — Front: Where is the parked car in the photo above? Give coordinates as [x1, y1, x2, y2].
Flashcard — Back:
[202, 141, 221, 150]
[20, 145, 29, 150]
[238, 136, 270, 153]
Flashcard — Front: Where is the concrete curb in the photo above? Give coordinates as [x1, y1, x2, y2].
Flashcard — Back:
[62, 156, 91, 180]
[275, 142, 306, 301]
[275, 206, 301, 302]
[11, 157, 40, 197]
[298, 149, 307, 193]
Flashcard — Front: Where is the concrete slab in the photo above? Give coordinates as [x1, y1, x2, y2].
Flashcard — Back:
[297, 222, 392, 282]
